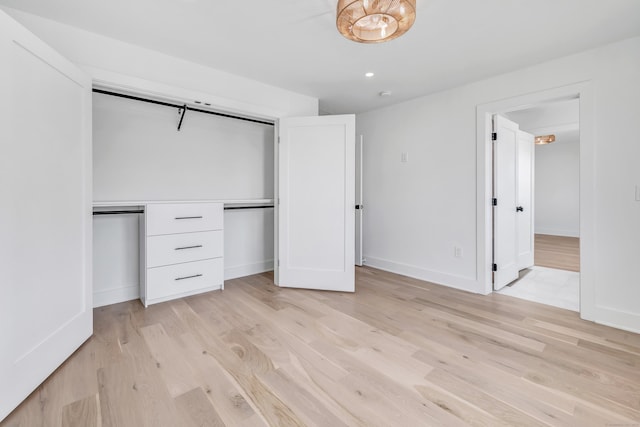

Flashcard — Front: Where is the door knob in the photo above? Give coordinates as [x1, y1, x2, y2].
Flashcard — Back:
[516, 206, 524, 212]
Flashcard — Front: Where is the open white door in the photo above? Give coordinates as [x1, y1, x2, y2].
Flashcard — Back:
[355, 134, 364, 266]
[0, 11, 92, 420]
[277, 115, 355, 292]
[493, 115, 519, 290]
[517, 130, 535, 270]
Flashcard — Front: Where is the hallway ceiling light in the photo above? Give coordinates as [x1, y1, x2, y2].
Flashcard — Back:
[535, 134, 556, 145]
[337, 0, 417, 43]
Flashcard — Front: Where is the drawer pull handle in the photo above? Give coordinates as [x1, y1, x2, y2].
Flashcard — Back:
[175, 274, 203, 281]
[174, 216, 203, 220]
[175, 245, 203, 251]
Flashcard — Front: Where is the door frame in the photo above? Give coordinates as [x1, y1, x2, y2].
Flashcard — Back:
[476, 82, 595, 321]
[355, 134, 364, 266]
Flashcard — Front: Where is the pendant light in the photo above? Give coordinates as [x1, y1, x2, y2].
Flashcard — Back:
[337, 0, 417, 43]
[535, 135, 556, 145]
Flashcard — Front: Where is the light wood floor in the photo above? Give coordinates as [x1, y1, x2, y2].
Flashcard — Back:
[535, 234, 580, 272]
[4, 267, 640, 427]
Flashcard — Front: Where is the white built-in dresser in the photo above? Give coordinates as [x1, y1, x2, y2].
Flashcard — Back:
[140, 202, 224, 306]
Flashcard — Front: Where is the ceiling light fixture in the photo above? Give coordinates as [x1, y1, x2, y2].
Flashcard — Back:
[365, 72, 375, 77]
[337, 0, 417, 43]
[535, 134, 556, 145]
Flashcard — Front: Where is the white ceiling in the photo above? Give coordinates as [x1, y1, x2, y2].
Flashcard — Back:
[2, 0, 640, 114]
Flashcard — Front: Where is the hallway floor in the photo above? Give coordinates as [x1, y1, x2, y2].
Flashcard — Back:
[497, 266, 579, 311]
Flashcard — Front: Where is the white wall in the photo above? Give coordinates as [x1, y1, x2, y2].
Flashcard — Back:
[93, 214, 140, 307]
[534, 132, 580, 237]
[357, 36, 640, 332]
[93, 92, 274, 202]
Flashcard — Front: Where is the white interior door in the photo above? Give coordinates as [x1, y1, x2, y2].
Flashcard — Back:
[517, 130, 535, 270]
[0, 11, 92, 420]
[355, 134, 364, 266]
[493, 115, 519, 290]
[278, 115, 355, 292]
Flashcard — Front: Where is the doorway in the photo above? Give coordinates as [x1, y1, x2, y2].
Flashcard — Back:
[495, 98, 581, 311]
[476, 82, 596, 321]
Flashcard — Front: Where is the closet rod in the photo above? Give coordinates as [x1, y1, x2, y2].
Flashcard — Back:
[93, 210, 144, 216]
[92, 89, 275, 127]
[224, 205, 274, 211]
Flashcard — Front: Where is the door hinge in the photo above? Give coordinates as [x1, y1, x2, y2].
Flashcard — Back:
[493, 263, 498, 272]
[278, 136, 280, 144]
[492, 198, 497, 206]
[491, 132, 497, 141]
[277, 260, 280, 267]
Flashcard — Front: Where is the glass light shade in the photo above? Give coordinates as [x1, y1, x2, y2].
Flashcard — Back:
[337, 0, 416, 43]
[535, 134, 556, 145]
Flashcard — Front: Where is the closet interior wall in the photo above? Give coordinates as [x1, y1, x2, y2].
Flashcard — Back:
[92, 92, 275, 307]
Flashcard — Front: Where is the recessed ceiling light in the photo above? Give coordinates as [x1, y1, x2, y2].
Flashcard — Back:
[365, 72, 375, 78]
[379, 91, 392, 97]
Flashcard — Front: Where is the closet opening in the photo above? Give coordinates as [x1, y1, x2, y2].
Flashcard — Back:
[92, 86, 277, 307]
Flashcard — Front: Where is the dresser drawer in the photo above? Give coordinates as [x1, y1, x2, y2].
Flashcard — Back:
[147, 230, 223, 268]
[146, 202, 223, 236]
[147, 258, 223, 300]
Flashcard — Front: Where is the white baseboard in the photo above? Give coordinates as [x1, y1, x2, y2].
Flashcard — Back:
[593, 305, 640, 334]
[93, 284, 139, 308]
[535, 228, 580, 238]
[363, 256, 484, 294]
[225, 260, 274, 280]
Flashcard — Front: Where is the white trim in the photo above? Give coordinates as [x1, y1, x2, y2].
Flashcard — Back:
[225, 260, 274, 281]
[524, 122, 579, 135]
[93, 199, 274, 207]
[591, 307, 640, 335]
[93, 285, 139, 308]
[476, 82, 595, 321]
[364, 256, 484, 294]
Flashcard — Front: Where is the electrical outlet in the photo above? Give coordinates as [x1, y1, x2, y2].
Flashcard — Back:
[454, 246, 463, 258]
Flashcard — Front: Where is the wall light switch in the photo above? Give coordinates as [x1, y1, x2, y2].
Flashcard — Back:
[454, 246, 463, 258]
[401, 152, 409, 163]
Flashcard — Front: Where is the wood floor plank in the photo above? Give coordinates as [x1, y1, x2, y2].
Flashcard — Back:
[174, 387, 225, 427]
[139, 323, 200, 398]
[535, 234, 580, 271]
[61, 394, 100, 427]
[4, 267, 640, 426]
[176, 332, 266, 426]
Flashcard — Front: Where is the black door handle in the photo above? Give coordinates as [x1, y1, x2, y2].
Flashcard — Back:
[516, 206, 524, 212]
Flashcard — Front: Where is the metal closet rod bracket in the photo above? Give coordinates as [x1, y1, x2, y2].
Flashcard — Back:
[177, 105, 187, 131]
